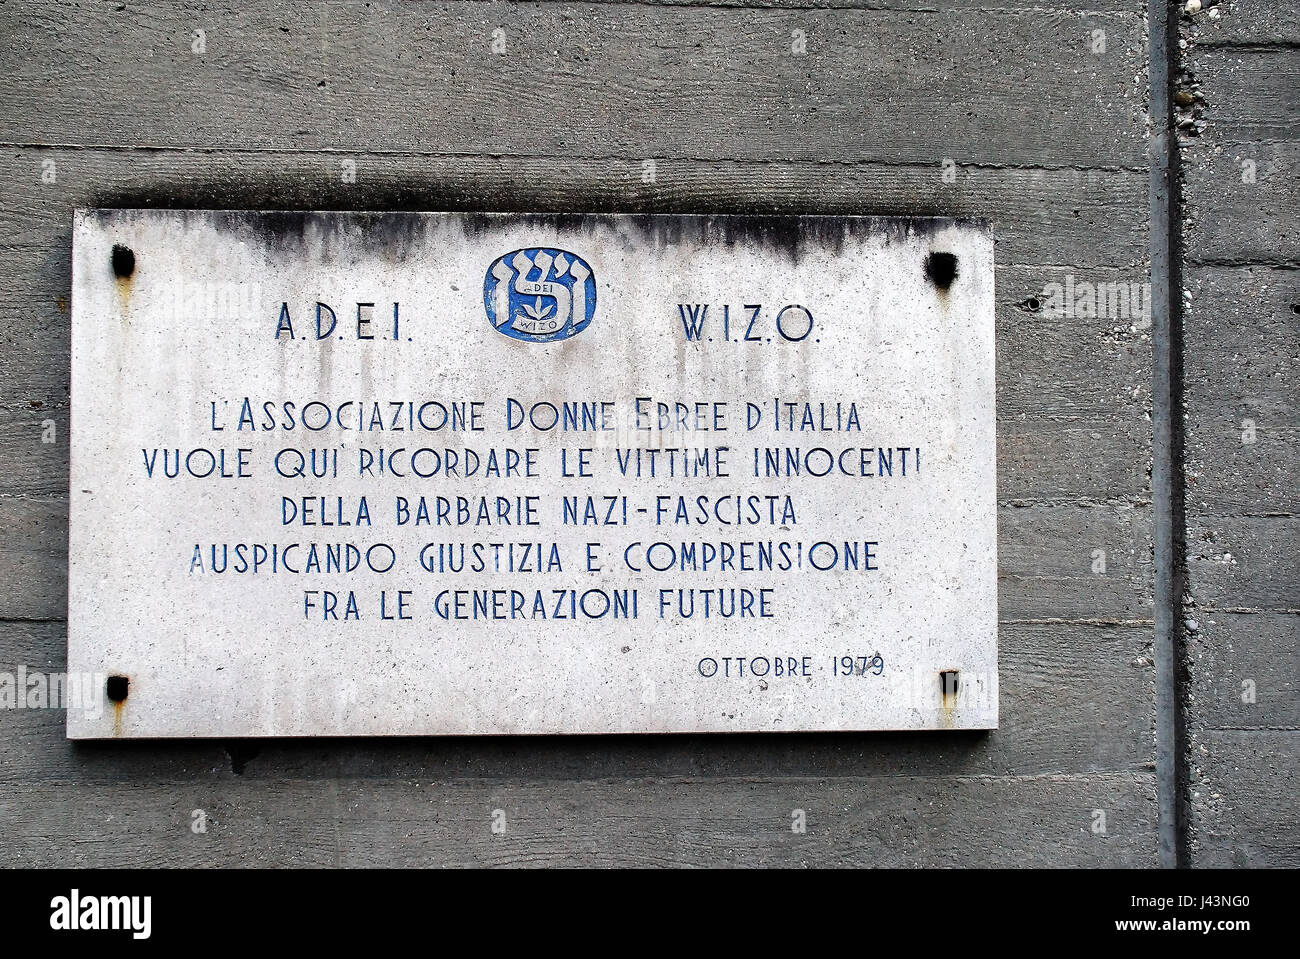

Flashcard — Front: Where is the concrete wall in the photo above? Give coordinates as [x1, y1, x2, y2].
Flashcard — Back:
[1178, 2, 1299, 867]
[0, 0, 1289, 866]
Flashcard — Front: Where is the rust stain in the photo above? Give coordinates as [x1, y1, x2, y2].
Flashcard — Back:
[111, 243, 135, 317]
[939, 669, 959, 728]
[106, 674, 129, 737]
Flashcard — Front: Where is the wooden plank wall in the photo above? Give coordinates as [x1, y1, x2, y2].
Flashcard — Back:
[0, 0, 1181, 866]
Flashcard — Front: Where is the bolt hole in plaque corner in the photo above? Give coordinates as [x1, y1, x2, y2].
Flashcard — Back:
[110, 243, 135, 279]
[105, 675, 129, 702]
[940, 669, 960, 708]
[924, 251, 958, 290]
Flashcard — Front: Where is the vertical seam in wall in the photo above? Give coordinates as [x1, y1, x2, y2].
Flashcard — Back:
[1148, 0, 1188, 869]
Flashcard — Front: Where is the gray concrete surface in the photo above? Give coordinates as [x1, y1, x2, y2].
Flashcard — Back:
[0, 0, 1289, 866]
[1178, 0, 1299, 868]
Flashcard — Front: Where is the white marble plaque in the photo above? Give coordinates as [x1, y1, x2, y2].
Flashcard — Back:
[68, 210, 997, 738]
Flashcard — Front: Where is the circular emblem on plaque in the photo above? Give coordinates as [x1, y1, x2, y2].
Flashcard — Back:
[483, 248, 597, 342]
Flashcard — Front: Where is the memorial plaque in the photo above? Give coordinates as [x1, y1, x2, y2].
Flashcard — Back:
[68, 210, 997, 737]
